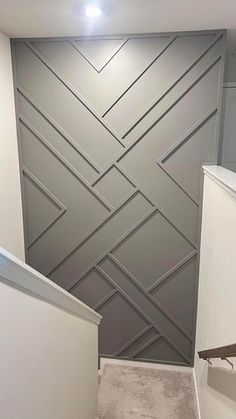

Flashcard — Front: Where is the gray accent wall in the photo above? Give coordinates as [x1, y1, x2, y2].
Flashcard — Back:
[221, 87, 236, 173]
[12, 30, 225, 366]
[221, 55, 236, 173]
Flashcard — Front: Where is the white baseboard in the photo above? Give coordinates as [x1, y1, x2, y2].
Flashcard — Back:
[100, 357, 192, 373]
[193, 368, 201, 419]
[223, 82, 236, 88]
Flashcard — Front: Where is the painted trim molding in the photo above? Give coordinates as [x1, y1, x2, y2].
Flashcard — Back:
[99, 357, 193, 373]
[203, 165, 236, 200]
[193, 369, 202, 419]
[223, 82, 236, 88]
[0, 247, 102, 325]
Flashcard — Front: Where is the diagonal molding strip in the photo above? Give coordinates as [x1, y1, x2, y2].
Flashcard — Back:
[102, 36, 177, 117]
[108, 253, 192, 340]
[96, 265, 190, 363]
[23, 166, 67, 249]
[114, 325, 153, 357]
[19, 114, 112, 211]
[67, 206, 157, 290]
[122, 33, 223, 139]
[89, 56, 221, 189]
[23, 166, 66, 211]
[70, 38, 129, 73]
[18, 86, 101, 173]
[25, 41, 125, 148]
[129, 334, 162, 359]
[156, 108, 218, 205]
[93, 289, 119, 311]
[159, 108, 217, 163]
[157, 162, 199, 205]
[122, 54, 221, 145]
[92, 163, 136, 188]
[147, 250, 197, 293]
[115, 163, 196, 247]
[48, 189, 139, 277]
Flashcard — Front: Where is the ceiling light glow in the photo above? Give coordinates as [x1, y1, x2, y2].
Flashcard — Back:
[73, 1, 113, 18]
[85, 4, 102, 17]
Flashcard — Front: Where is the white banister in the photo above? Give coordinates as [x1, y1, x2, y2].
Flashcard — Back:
[194, 165, 236, 419]
[203, 165, 236, 200]
[0, 247, 101, 419]
[0, 247, 102, 325]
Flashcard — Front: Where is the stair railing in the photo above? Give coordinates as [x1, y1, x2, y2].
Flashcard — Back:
[198, 343, 236, 368]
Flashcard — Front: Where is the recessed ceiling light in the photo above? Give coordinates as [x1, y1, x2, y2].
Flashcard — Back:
[74, 1, 113, 18]
[85, 4, 102, 17]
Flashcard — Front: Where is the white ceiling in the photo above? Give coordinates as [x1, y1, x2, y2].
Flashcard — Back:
[0, 0, 236, 54]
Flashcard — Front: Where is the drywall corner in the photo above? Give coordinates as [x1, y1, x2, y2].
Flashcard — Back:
[0, 31, 25, 260]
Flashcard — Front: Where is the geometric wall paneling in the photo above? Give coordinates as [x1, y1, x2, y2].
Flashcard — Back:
[93, 166, 136, 208]
[19, 115, 110, 212]
[105, 34, 221, 137]
[112, 211, 194, 290]
[31, 37, 173, 114]
[18, 91, 99, 182]
[157, 112, 217, 203]
[117, 58, 221, 169]
[12, 30, 225, 366]
[150, 256, 197, 336]
[23, 167, 66, 248]
[135, 337, 188, 364]
[121, 62, 222, 167]
[70, 268, 115, 310]
[97, 292, 149, 355]
[118, 327, 160, 358]
[19, 119, 109, 275]
[118, 35, 223, 143]
[49, 192, 153, 289]
[119, 153, 199, 244]
[73, 38, 129, 73]
[14, 42, 123, 168]
[99, 36, 176, 116]
[97, 257, 192, 362]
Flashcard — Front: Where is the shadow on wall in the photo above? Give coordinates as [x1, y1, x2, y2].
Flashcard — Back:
[208, 366, 236, 402]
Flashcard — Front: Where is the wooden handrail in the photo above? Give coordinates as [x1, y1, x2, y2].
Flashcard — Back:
[198, 343, 236, 360]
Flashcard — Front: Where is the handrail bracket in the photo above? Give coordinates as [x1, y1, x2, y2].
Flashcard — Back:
[221, 357, 234, 369]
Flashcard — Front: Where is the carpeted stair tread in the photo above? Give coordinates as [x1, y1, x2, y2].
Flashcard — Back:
[97, 364, 198, 418]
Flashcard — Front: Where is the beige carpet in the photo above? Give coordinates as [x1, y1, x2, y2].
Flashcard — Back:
[97, 364, 198, 419]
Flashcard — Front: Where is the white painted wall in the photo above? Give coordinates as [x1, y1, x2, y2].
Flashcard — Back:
[194, 166, 236, 419]
[0, 31, 25, 260]
[0, 248, 101, 419]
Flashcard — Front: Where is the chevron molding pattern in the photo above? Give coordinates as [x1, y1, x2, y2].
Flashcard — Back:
[12, 31, 225, 366]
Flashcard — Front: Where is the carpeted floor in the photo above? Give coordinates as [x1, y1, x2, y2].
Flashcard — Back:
[97, 364, 198, 419]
